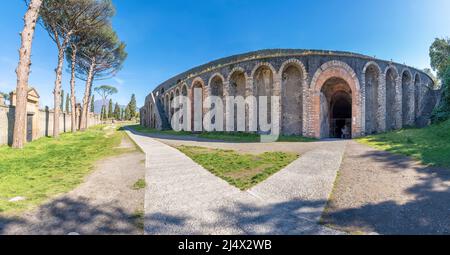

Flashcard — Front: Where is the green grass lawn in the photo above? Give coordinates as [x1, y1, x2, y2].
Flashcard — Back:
[177, 145, 299, 190]
[129, 125, 316, 143]
[0, 125, 132, 214]
[357, 120, 450, 168]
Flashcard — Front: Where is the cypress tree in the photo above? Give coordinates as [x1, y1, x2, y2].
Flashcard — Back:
[65, 93, 70, 113]
[108, 99, 113, 118]
[129, 94, 137, 118]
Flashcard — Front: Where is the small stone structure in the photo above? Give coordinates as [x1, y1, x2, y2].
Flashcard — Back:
[0, 87, 101, 146]
[140, 49, 442, 139]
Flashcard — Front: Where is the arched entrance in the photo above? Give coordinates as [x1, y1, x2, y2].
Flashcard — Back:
[310, 61, 362, 139]
[320, 78, 352, 138]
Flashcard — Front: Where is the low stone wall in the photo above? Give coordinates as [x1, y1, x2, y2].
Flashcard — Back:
[0, 105, 101, 146]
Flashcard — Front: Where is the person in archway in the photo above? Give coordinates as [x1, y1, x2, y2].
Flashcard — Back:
[341, 124, 350, 139]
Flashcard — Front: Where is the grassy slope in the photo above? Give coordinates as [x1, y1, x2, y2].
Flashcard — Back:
[0, 125, 131, 214]
[177, 145, 298, 190]
[357, 120, 450, 168]
[129, 125, 316, 143]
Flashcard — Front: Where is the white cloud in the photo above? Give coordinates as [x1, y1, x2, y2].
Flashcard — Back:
[114, 77, 125, 85]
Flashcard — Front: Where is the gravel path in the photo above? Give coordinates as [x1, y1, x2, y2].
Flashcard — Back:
[0, 139, 145, 235]
[126, 129, 345, 235]
[322, 141, 450, 235]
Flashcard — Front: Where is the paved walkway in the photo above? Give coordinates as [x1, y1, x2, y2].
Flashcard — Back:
[126, 130, 346, 235]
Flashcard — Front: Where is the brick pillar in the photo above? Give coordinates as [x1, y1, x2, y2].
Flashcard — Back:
[395, 77, 403, 130]
[273, 76, 282, 136]
[223, 81, 230, 131]
[378, 74, 387, 132]
[360, 74, 366, 136]
[246, 77, 254, 132]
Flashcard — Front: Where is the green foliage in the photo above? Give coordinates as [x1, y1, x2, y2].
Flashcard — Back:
[132, 179, 146, 190]
[108, 99, 113, 118]
[431, 65, 450, 123]
[90, 95, 95, 113]
[177, 146, 298, 190]
[100, 105, 106, 120]
[358, 120, 450, 168]
[430, 38, 450, 78]
[129, 125, 317, 143]
[113, 103, 120, 120]
[74, 25, 127, 81]
[65, 93, 70, 113]
[128, 94, 137, 118]
[124, 105, 131, 120]
[429, 38, 450, 122]
[0, 125, 128, 214]
[0, 91, 10, 104]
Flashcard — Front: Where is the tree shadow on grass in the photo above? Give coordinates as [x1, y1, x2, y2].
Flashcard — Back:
[323, 149, 450, 235]
[0, 197, 142, 235]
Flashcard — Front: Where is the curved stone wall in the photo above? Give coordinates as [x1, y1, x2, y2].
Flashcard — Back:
[140, 49, 440, 139]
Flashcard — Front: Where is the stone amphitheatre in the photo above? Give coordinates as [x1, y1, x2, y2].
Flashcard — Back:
[140, 49, 440, 138]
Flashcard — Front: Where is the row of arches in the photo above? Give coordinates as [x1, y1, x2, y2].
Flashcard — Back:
[363, 62, 422, 134]
[152, 59, 424, 137]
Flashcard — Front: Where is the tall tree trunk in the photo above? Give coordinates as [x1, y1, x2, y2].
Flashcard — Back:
[12, 0, 43, 149]
[80, 58, 96, 130]
[52, 33, 71, 138]
[70, 44, 77, 132]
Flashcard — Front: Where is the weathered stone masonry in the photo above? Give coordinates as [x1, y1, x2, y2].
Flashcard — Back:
[141, 49, 441, 139]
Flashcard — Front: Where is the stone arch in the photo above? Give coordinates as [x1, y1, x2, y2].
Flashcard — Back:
[228, 68, 247, 131]
[208, 73, 226, 88]
[278, 59, 308, 78]
[385, 65, 401, 131]
[181, 83, 188, 96]
[279, 59, 306, 135]
[310, 61, 362, 138]
[250, 62, 277, 80]
[190, 77, 206, 131]
[362, 61, 382, 134]
[401, 69, 414, 126]
[208, 74, 225, 97]
[227, 66, 249, 82]
[253, 63, 275, 132]
[209, 73, 225, 130]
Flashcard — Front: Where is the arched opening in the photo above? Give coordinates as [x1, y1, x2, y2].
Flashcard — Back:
[191, 81, 204, 132]
[210, 75, 225, 129]
[229, 70, 247, 131]
[253, 66, 274, 132]
[164, 94, 170, 119]
[385, 68, 399, 131]
[320, 78, 352, 138]
[402, 71, 413, 126]
[169, 92, 174, 121]
[364, 65, 380, 134]
[281, 65, 303, 135]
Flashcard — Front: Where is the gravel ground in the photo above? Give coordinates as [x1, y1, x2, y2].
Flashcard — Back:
[0, 138, 145, 235]
[322, 141, 450, 235]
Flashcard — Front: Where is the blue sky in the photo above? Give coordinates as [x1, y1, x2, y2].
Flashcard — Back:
[0, 0, 449, 108]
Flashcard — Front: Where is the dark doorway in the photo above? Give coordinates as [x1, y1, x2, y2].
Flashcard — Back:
[27, 114, 33, 142]
[330, 91, 352, 138]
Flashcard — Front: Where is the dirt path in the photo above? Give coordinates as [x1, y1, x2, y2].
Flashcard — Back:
[0, 137, 145, 235]
[322, 141, 450, 235]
